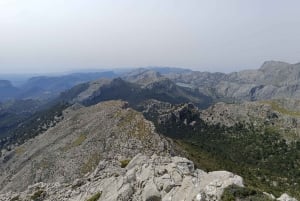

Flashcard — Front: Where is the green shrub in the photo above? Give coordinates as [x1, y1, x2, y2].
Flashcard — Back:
[30, 190, 45, 200]
[10, 195, 19, 201]
[221, 185, 273, 201]
[86, 192, 102, 201]
[120, 159, 130, 168]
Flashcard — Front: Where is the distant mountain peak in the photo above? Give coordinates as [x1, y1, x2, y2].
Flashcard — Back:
[259, 60, 291, 71]
[122, 69, 164, 86]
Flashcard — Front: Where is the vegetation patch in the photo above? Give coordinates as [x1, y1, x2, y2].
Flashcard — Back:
[63, 133, 87, 151]
[80, 153, 101, 175]
[37, 158, 50, 169]
[117, 109, 138, 128]
[150, 109, 300, 199]
[221, 185, 273, 201]
[10, 195, 19, 201]
[86, 192, 102, 201]
[120, 159, 131, 168]
[117, 109, 151, 139]
[72, 134, 87, 147]
[15, 146, 25, 155]
[261, 100, 300, 116]
[30, 190, 45, 201]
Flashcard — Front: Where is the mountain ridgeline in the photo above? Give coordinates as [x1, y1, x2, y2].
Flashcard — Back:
[165, 61, 300, 101]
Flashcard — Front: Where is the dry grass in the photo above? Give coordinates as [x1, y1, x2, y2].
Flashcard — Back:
[63, 133, 87, 151]
[80, 153, 101, 175]
[15, 146, 25, 155]
[261, 100, 300, 116]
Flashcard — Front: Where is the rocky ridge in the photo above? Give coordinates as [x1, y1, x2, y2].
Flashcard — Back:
[201, 100, 300, 140]
[164, 61, 300, 101]
[0, 154, 244, 201]
[0, 100, 172, 192]
[140, 98, 300, 141]
[1, 154, 297, 201]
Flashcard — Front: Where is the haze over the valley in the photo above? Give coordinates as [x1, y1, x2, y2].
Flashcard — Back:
[1, 0, 300, 74]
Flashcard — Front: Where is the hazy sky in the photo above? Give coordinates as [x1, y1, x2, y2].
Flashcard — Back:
[1, 0, 300, 73]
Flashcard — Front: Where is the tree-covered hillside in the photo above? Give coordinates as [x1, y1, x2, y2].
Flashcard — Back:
[144, 103, 300, 199]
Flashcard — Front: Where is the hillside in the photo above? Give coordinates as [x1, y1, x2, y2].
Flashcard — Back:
[165, 61, 300, 101]
[0, 99, 42, 138]
[139, 100, 300, 199]
[18, 71, 118, 100]
[0, 80, 19, 101]
[0, 100, 172, 192]
[0, 100, 296, 201]
[60, 77, 212, 109]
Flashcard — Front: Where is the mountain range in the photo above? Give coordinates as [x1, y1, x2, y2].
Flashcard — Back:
[0, 61, 299, 201]
[0, 71, 118, 101]
[165, 61, 300, 101]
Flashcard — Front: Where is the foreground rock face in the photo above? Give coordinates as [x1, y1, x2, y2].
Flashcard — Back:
[0, 154, 244, 201]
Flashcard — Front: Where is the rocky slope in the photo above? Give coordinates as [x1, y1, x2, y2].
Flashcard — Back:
[165, 61, 300, 101]
[200, 99, 300, 141]
[0, 100, 172, 193]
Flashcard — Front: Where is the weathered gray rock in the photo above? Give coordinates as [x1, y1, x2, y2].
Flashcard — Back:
[0, 154, 245, 201]
[200, 100, 300, 140]
[164, 61, 300, 101]
[143, 180, 161, 201]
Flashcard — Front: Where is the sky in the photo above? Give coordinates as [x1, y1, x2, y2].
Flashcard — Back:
[0, 0, 300, 74]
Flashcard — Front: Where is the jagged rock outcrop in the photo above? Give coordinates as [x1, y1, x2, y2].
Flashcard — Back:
[0, 154, 244, 201]
[0, 100, 172, 192]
